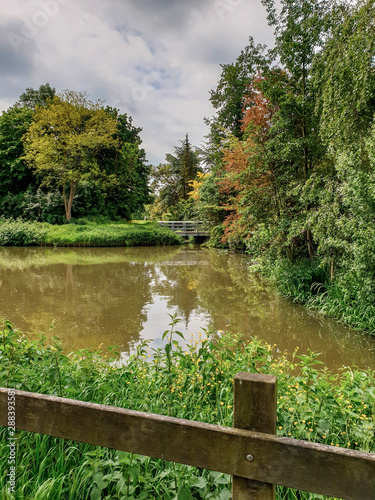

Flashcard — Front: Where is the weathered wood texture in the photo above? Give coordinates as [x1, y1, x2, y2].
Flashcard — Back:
[0, 386, 374, 499]
[232, 372, 276, 499]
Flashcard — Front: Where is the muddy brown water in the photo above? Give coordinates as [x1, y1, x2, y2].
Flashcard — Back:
[0, 245, 374, 371]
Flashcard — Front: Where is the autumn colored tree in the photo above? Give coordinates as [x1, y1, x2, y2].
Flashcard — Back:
[218, 73, 281, 247]
[202, 37, 270, 172]
[23, 90, 119, 220]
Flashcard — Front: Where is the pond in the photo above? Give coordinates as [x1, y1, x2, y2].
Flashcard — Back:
[0, 245, 374, 371]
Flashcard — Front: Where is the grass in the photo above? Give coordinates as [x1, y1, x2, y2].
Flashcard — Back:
[260, 257, 375, 336]
[42, 221, 183, 247]
[0, 218, 183, 247]
[0, 317, 374, 499]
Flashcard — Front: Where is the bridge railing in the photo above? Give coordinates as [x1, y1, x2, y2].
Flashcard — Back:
[1, 373, 374, 499]
[157, 221, 209, 235]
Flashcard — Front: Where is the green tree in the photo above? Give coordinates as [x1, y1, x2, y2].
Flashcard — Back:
[16, 83, 56, 110]
[313, 0, 375, 153]
[297, 0, 375, 274]
[97, 107, 151, 219]
[23, 90, 119, 220]
[0, 106, 34, 197]
[206, 37, 269, 141]
[164, 134, 201, 202]
[261, 0, 332, 181]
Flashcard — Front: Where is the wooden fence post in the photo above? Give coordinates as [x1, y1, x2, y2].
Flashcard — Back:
[232, 372, 277, 500]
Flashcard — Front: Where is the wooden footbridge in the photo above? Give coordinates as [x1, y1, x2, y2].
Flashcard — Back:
[158, 221, 210, 238]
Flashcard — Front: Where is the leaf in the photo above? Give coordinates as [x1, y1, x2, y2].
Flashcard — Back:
[217, 489, 232, 500]
[177, 487, 194, 500]
[189, 476, 208, 489]
[165, 343, 172, 356]
[93, 471, 107, 491]
[216, 474, 231, 484]
[162, 330, 170, 340]
[90, 486, 102, 500]
[174, 331, 185, 340]
[129, 464, 139, 484]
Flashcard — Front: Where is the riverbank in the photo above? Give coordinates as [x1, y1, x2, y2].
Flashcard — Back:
[0, 218, 183, 247]
[257, 256, 375, 337]
[204, 229, 375, 337]
[1, 321, 374, 499]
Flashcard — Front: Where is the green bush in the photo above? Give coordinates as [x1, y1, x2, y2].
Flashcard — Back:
[64, 215, 113, 226]
[0, 218, 47, 246]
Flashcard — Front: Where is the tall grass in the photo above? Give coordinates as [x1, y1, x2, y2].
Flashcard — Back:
[0, 319, 374, 499]
[0, 219, 183, 247]
[261, 257, 375, 335]
[42, 222, 183, 247]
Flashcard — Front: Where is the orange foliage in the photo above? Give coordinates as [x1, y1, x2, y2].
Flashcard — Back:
[242, 73, 272, 142]
[219, 73, 275, 245]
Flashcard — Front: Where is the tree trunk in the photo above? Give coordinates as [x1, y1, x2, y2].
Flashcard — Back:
[307, 228, 316, 260]
[65, 182, 76, 220]
[330, 257, 335, 282]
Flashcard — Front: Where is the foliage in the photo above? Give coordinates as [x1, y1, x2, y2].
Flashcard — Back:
[147, 136, 202, 221]
[187, 172, 210, 200]
[0, 86, 151, 223]
[0, 322, 374, 499]
[194, 0, 375, 335]
[205, 36, 270, 143]
[20, 186, 65, 224]
[41, 221, 183, 247]
[100, 108, 152, 219]
[0, 220, 182, 248]
[0, 218, 47, 246]
[313, 0, 375, 151]
[0, 106, 35, 200]
[16, 83, 56, 110]
[164, 134, 202, 203]
[23, 90, 119, 220]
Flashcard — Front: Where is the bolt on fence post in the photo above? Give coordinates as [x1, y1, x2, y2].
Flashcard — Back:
[232, 372, 277, 500]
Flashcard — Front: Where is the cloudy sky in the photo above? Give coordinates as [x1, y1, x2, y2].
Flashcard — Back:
[0, 0, 275, 165]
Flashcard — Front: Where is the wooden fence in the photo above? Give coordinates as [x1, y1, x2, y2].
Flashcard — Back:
[1, 373, 374, 499]
[157, 221, 210, 237]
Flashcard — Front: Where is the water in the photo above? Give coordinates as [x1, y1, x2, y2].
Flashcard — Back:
[0, 245, 374, 371]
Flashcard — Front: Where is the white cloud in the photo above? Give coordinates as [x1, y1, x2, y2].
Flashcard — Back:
[0, 0, 275, 164]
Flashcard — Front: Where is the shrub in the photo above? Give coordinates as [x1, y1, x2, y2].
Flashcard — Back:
[0, 218, 47, 246]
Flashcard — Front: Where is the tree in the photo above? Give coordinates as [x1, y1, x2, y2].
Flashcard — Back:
[16, 83, 56, 110]
[202, 38, 270, 177]
[261, 0, 332, 182]
[217, 73, 280, 248]
[206, 37, 269, 141]
[97, 107, 151, 219]
[313, 0, 375, 153]
[298, 0, 375, 275]
[164, 134, 201, 202]
[23, 90, 119, 220]
[0, 106, 34, 196]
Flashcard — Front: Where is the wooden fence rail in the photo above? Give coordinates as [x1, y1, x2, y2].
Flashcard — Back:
[1, 373, 374, 499]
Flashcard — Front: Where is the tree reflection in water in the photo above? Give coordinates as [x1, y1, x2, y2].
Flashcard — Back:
[0, 245, 374, 371]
